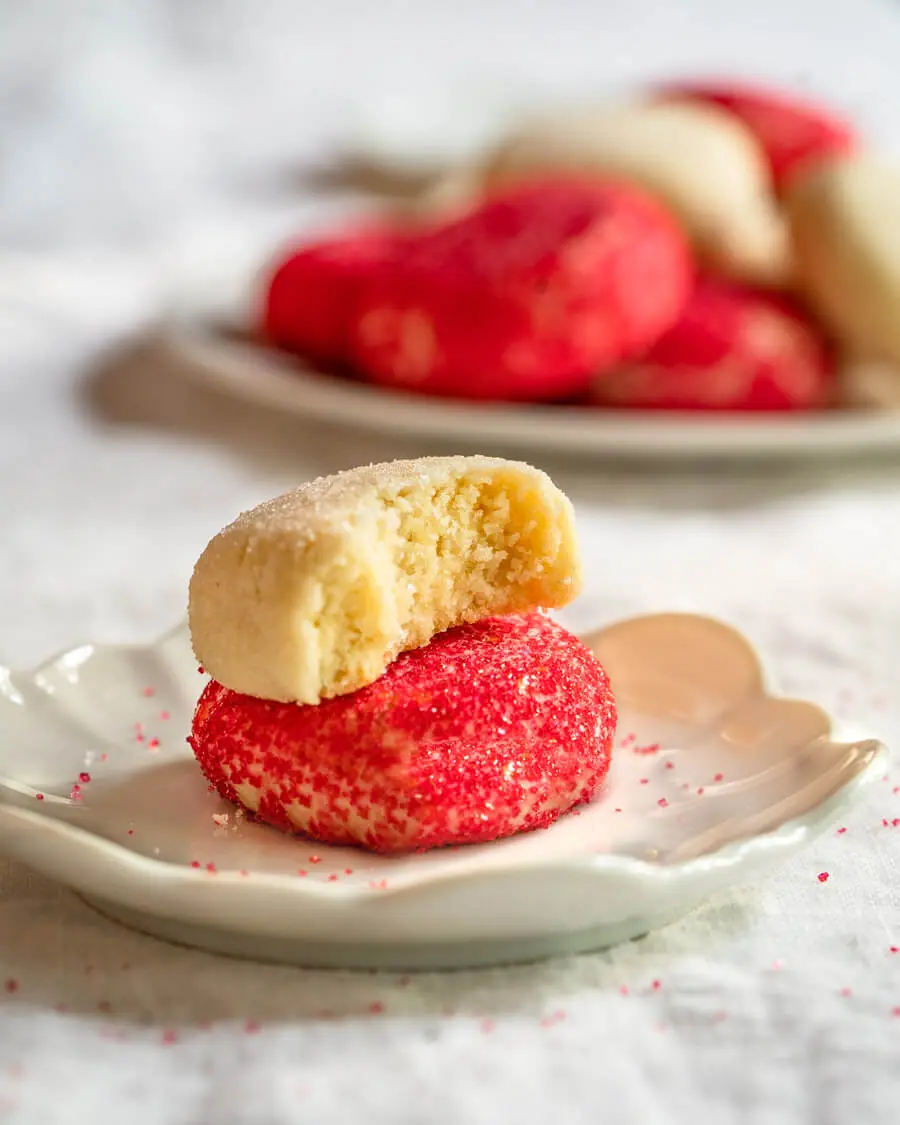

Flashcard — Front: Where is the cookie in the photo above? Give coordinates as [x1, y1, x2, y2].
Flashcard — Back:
[188, 457, 581, 705]
[350, 178, 692, 401]
[261, 227, 402, 363]
[590, 279, 835, 411]
[786, 156, 900, 365]
[664, 81, 858, 192]
[481, 101, 790, 286]
[189, 612, 617, 852]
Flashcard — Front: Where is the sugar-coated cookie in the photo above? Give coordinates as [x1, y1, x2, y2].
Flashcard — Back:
[189, 457, 581, 705]
[350, 178, 692, 400]
[481, 101, 790, 286]
[262, 228, 403, 363]
[591, 279, 835, 411]
[786, 157, 900, 365]
[663, 81, 858, 193]
[189, 612, 617, 853]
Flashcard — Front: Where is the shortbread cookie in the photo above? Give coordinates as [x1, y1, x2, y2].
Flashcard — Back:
[189, 612, 617, 852]
[188, 457, 581, 704]
[591, 279, 835, 411]
[663, 81, 858, 192]
[786, 157, 900, 365]
[482, 101, 790, 286]
[350, 178, 692, 400]
[262, 227, 403, 363]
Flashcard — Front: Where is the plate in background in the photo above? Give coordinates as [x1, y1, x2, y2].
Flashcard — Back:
[161, 315, 900, 462]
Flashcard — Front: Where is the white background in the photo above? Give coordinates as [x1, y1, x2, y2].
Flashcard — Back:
[3, 1, 900, 1121]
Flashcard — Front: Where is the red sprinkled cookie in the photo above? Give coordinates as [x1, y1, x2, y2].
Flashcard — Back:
[664, 81, 858, 192]
[590, 279, 835, 412]
[350, 179, 692, 401]
[189, 612, 617, 853]
[262, 227, 403, 363]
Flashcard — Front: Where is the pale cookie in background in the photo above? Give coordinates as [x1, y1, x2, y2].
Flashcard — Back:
[839, 356, 900, 409]
[787, 157, 900, 366]
[481, 100, 791, 286]
[189, 456, 581, 705]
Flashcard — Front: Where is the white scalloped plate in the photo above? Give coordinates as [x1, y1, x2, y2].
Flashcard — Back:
[0, 614, 884, 970]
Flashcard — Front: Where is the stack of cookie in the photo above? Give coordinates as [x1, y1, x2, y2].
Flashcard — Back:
[187, 456, 617, 853]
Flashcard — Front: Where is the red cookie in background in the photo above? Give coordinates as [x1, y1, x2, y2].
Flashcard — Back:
[350, 178, 693, 402]
[262, 227, 404, 364]
[590, 279, 836, 412]
[189, 612, 618, 854]
[662, 81, 858, 193]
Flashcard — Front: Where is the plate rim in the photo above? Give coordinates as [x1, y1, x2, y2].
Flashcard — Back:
[157, 315, 900, 461]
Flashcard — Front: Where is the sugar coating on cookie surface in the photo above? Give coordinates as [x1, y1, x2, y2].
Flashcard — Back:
[351, 179, 692, 401]
[482, 101, 790, 286]
[189, 613, 617, 852]
[188, 456, 581, 704]
[262, 227, 403, 364]
[591, 279, 835, 412]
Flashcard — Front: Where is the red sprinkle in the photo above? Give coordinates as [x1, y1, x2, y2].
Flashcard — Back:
[309, 856, 322, 865]
[100, 753, 108, 763]
[817, 872, 830, 883]
[197, 666, 205, 675]
[651, 980, 662, 991]
[127, 829, 134, 836]
[619, 985, 629, 996]
[890, 947, 899, 955]
[79, 772, 91, 783]
[639, 778, 649, 785]
[297, 869, 308, 877]
[148, 738, 160, 750]
[539, 1009, 567, 1028]
[657, 798, 669, 808]
[69, 785, 82, 802]
[142, 687, 155, 698]
[205, 863, 217, 873]
[4, 980, 18, 994]
[836, 827, 847, 835]
[161, 1029, 178, 1045]
[368, 1002, 385, 1015]
[35, 793, 44, 802]
[344, 868, 353, 875]
[633, 742, 661, 756]
[840, 988, 852, 998]
[696, 787, 705, 796]
[244, 1020, 261, 1034]
[327, 874, 339, 882]
[190, 861, 201, 869]
[713, 773, 724, 782]
[97, 1000, 112, 1013]
[892, 1007, 900, 1018]
[665, 761, 675, 770]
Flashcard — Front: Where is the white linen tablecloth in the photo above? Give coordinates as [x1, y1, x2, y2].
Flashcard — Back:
[3, 2, 900, 1121]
